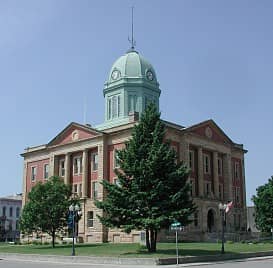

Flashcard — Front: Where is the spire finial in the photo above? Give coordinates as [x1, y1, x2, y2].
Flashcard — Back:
[128, 6, 136, 50]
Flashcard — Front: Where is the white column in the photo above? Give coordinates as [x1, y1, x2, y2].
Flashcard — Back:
[213, 151, 219, 199]
[49, 154, 58, 177]
[198, 147, 204, 197]
[82, 149, 88, 198]
[64, 153, 71, 185]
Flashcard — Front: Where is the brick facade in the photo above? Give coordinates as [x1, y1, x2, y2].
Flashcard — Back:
[21, 119, 247, 243]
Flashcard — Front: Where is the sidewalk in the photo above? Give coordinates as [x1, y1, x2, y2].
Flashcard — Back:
[1, 250, 273, 266]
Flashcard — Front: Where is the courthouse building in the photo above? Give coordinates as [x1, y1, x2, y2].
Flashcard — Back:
[21, 48, 247, 242]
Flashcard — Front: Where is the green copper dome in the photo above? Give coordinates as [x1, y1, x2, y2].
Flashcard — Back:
[97, 49, 161, 130]
[106, 50, 158, 83]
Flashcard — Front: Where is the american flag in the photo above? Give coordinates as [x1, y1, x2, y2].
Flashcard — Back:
[225, 201, 233, 213]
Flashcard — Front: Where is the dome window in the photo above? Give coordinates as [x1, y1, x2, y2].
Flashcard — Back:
[107, 95, 121, 120]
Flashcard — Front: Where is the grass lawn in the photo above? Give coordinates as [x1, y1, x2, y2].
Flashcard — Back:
[0, 242, 273, 258]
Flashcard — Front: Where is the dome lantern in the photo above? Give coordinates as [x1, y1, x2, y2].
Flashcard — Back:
[97, 50, 161, 130]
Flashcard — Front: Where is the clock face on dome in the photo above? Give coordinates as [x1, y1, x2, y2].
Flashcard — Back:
[111, 70, 120, 80]
[146, 70, 154, 81]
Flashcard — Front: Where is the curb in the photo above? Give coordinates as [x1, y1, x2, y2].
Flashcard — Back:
[1, 251, 273, 266]
[157, 251, 273, 265]
[0, 253, 156, 265]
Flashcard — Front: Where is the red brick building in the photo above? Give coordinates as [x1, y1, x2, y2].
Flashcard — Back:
[21, 49, 247, 242]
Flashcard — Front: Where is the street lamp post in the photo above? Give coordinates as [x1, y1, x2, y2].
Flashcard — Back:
[69, 204, 80, 256]
[218, 203, 227, 254]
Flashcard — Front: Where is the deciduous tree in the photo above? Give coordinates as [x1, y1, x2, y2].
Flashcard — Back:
[20, 176, 72, 247]
[252, 176, 273, 232]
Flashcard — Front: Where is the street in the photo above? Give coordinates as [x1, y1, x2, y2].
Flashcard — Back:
[1, 257, 273, 268]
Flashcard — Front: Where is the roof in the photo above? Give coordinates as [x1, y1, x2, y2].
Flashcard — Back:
[107, 50, 158, 83]
[0, 194, 22, 202]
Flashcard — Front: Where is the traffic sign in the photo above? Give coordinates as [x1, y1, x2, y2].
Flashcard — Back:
[171, 221, 181, 227]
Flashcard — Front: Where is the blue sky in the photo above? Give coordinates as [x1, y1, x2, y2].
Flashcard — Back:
[0, 0, 272, 205]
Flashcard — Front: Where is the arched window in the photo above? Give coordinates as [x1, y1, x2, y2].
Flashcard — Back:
[9, 207, 13, 217]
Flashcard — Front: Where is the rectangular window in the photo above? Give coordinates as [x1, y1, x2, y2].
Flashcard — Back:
[73, 157, 82, 175]
[44, 164, 49, 179]
[108, 95, 121, 120]
[205, 182, 211, 196]
[189, 150, 194, 171]
[203, 154, 210, 174]
[117, 95, 121, 117]
[112, 95, 117, 118]
[128, 95, 137, 113]
[219, 184, 223, 199]
[113, 150, 120, 168]
[92, 181, 99, 199]
[73, 184, 78, 195]
[218, 158, 223, 176]
[2, 207, 6, 217]
[59, 159, 65, 177]
[79, 184, 82, 197]
[16, 207, 20, 218]
[189, 179, 195, 197]
[87, 211, 94, 228]
[9, 207, 13, 217]
[31, 166, 37, 181]
[92, 153, 98, 171]
[234, 162, 240, 180]
[236, 187, 241, 204]
[232, 187, 236, 203]
[114, 178, 121, 187]
[194, 212, 198, 227]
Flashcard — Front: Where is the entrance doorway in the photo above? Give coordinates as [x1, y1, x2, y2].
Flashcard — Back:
[207, 209, 215, 232]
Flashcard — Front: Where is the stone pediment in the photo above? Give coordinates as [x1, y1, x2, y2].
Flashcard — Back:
[185, 119, 233, 145]
[48, 122, 102, 146]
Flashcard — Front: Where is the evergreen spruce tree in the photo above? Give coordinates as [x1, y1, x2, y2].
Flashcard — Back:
[95, 104, 196, 252]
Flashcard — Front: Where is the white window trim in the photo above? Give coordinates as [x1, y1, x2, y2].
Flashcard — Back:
[59, 159, 65, 177]
[31, 166, 37, 182]
[203, 154, 211, 174]
[113, 149, 120, 169]
[107, 94, 121, 120]
[87, 211, 94, 228]
[92, 181, 99, 199]
[113, 177, 121, 187]
[91, 152, 98, 172]
[43, 163, 49, 180]
[79, 183, 82, 198]
[73, 156, 83, 175]
[204, 181, 212, 196]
